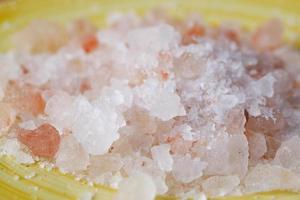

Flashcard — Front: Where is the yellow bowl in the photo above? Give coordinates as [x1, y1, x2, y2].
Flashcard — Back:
[0, 0, 300, 199]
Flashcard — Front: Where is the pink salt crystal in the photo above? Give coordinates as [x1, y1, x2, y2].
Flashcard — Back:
[273, 136, 300, 174]
[203, 134, 248, 178]
[251, 19, 283, 51]
[202, 175, 240, 197]
[55, 134, 89, 173]
[87, 154, 123, 181]
[243, 164, 300, 193]
[224, 107, 246, 135]
[172, 154, 207, 183]
[151, 144, 173, 172]
[245, 110, 286, 134]
[0, 102, 15, 134]
[17, 123, 60, 159]
[170, 138, 193, 155]
[247, 132, 267, 163]
[4, 82, 45, 116]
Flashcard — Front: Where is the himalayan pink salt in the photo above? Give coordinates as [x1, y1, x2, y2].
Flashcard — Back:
[116, 172, 156, 200]
[243, 164, 300, 193]
[17, 123, 60, 159]
[251, 19, 283, 51]
[4, 82, 45, 116]
[0, 102, 15, 134]
[273, 136, 300, 174]
[151, 144, 173, 171]
[201, 175, 240, 197]
[81, 34, 99, 53]
[203, 134, 249, 178]
[172, 154, 207, 183]
[55, 134, 89, 173]
[245, 110, 286, 134]
[247, 132, 267, 163]
[1, 13, 300, 198]
[87, 154, 123, 182]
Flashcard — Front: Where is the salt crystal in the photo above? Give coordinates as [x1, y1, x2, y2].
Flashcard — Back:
[0, 138, 34, 164]
[243, 164, 300, 193]
[273, 136, 300, 174]
[247, 132, 267, 162]
[18, 120, 37, 130]
[151, 144, 173, 172]
[45, 92, 74, 132]
[0, 103, 16, 134]
[126, 24, 180, 53]
[115, 172, 156, 200]
[71, 96, 125, 155]
[135, 79, 186, 121]
[55, 134, 89, 173]
[202, 175, 240, 197]
[172, 154, 207, 183]
[17, 123, 60, 159]
[88, 154, 123, 181]
[203, 134, 248, 178]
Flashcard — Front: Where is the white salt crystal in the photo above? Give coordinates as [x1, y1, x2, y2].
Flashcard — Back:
[0, 138, 34, 164]
[101, 79, 133, 109]
[55, 134, 89, 173]
[116, 172, 156, 200]
[273, 136, 300, 174]
[126, 24, 180, 53]
[151, 144, 173, 172]
[47, 92, 125, 155]
[135, 79, 186, 121]
[202, 175, 240, 197]
[243, 164, 300, 193]
[45, 92, 74, 132]
[71, 96, 125, 155]
[172, 154, 207, 183]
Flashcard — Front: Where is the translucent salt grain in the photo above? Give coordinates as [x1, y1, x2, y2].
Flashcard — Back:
[55, 134, 89, 173]
[116, 172, 156, 200]
[202, 175, 240, 197]
[88, 154, 123, 181]
[4, 83, 45, 116]
[203, 134, 248, 178]
[135, 79, 186, 121]
[247, 132, 267, 162]
[172, 154, 207, 183]
[18, 120, 37, 130]
[71, 96, 125, 155]
[243, 164, 300, 193]
[273, 136, 300, 174]
[126, 24, 180, 53]
[0, 103, 15, 134]
[151, 144, 173, 172]
[251, 18, 283, 51]
[45, 92, 74, 132]
[0, 138, 34, 164]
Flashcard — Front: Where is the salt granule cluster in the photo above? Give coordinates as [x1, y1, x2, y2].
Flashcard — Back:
[0, 12, 300, 199]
